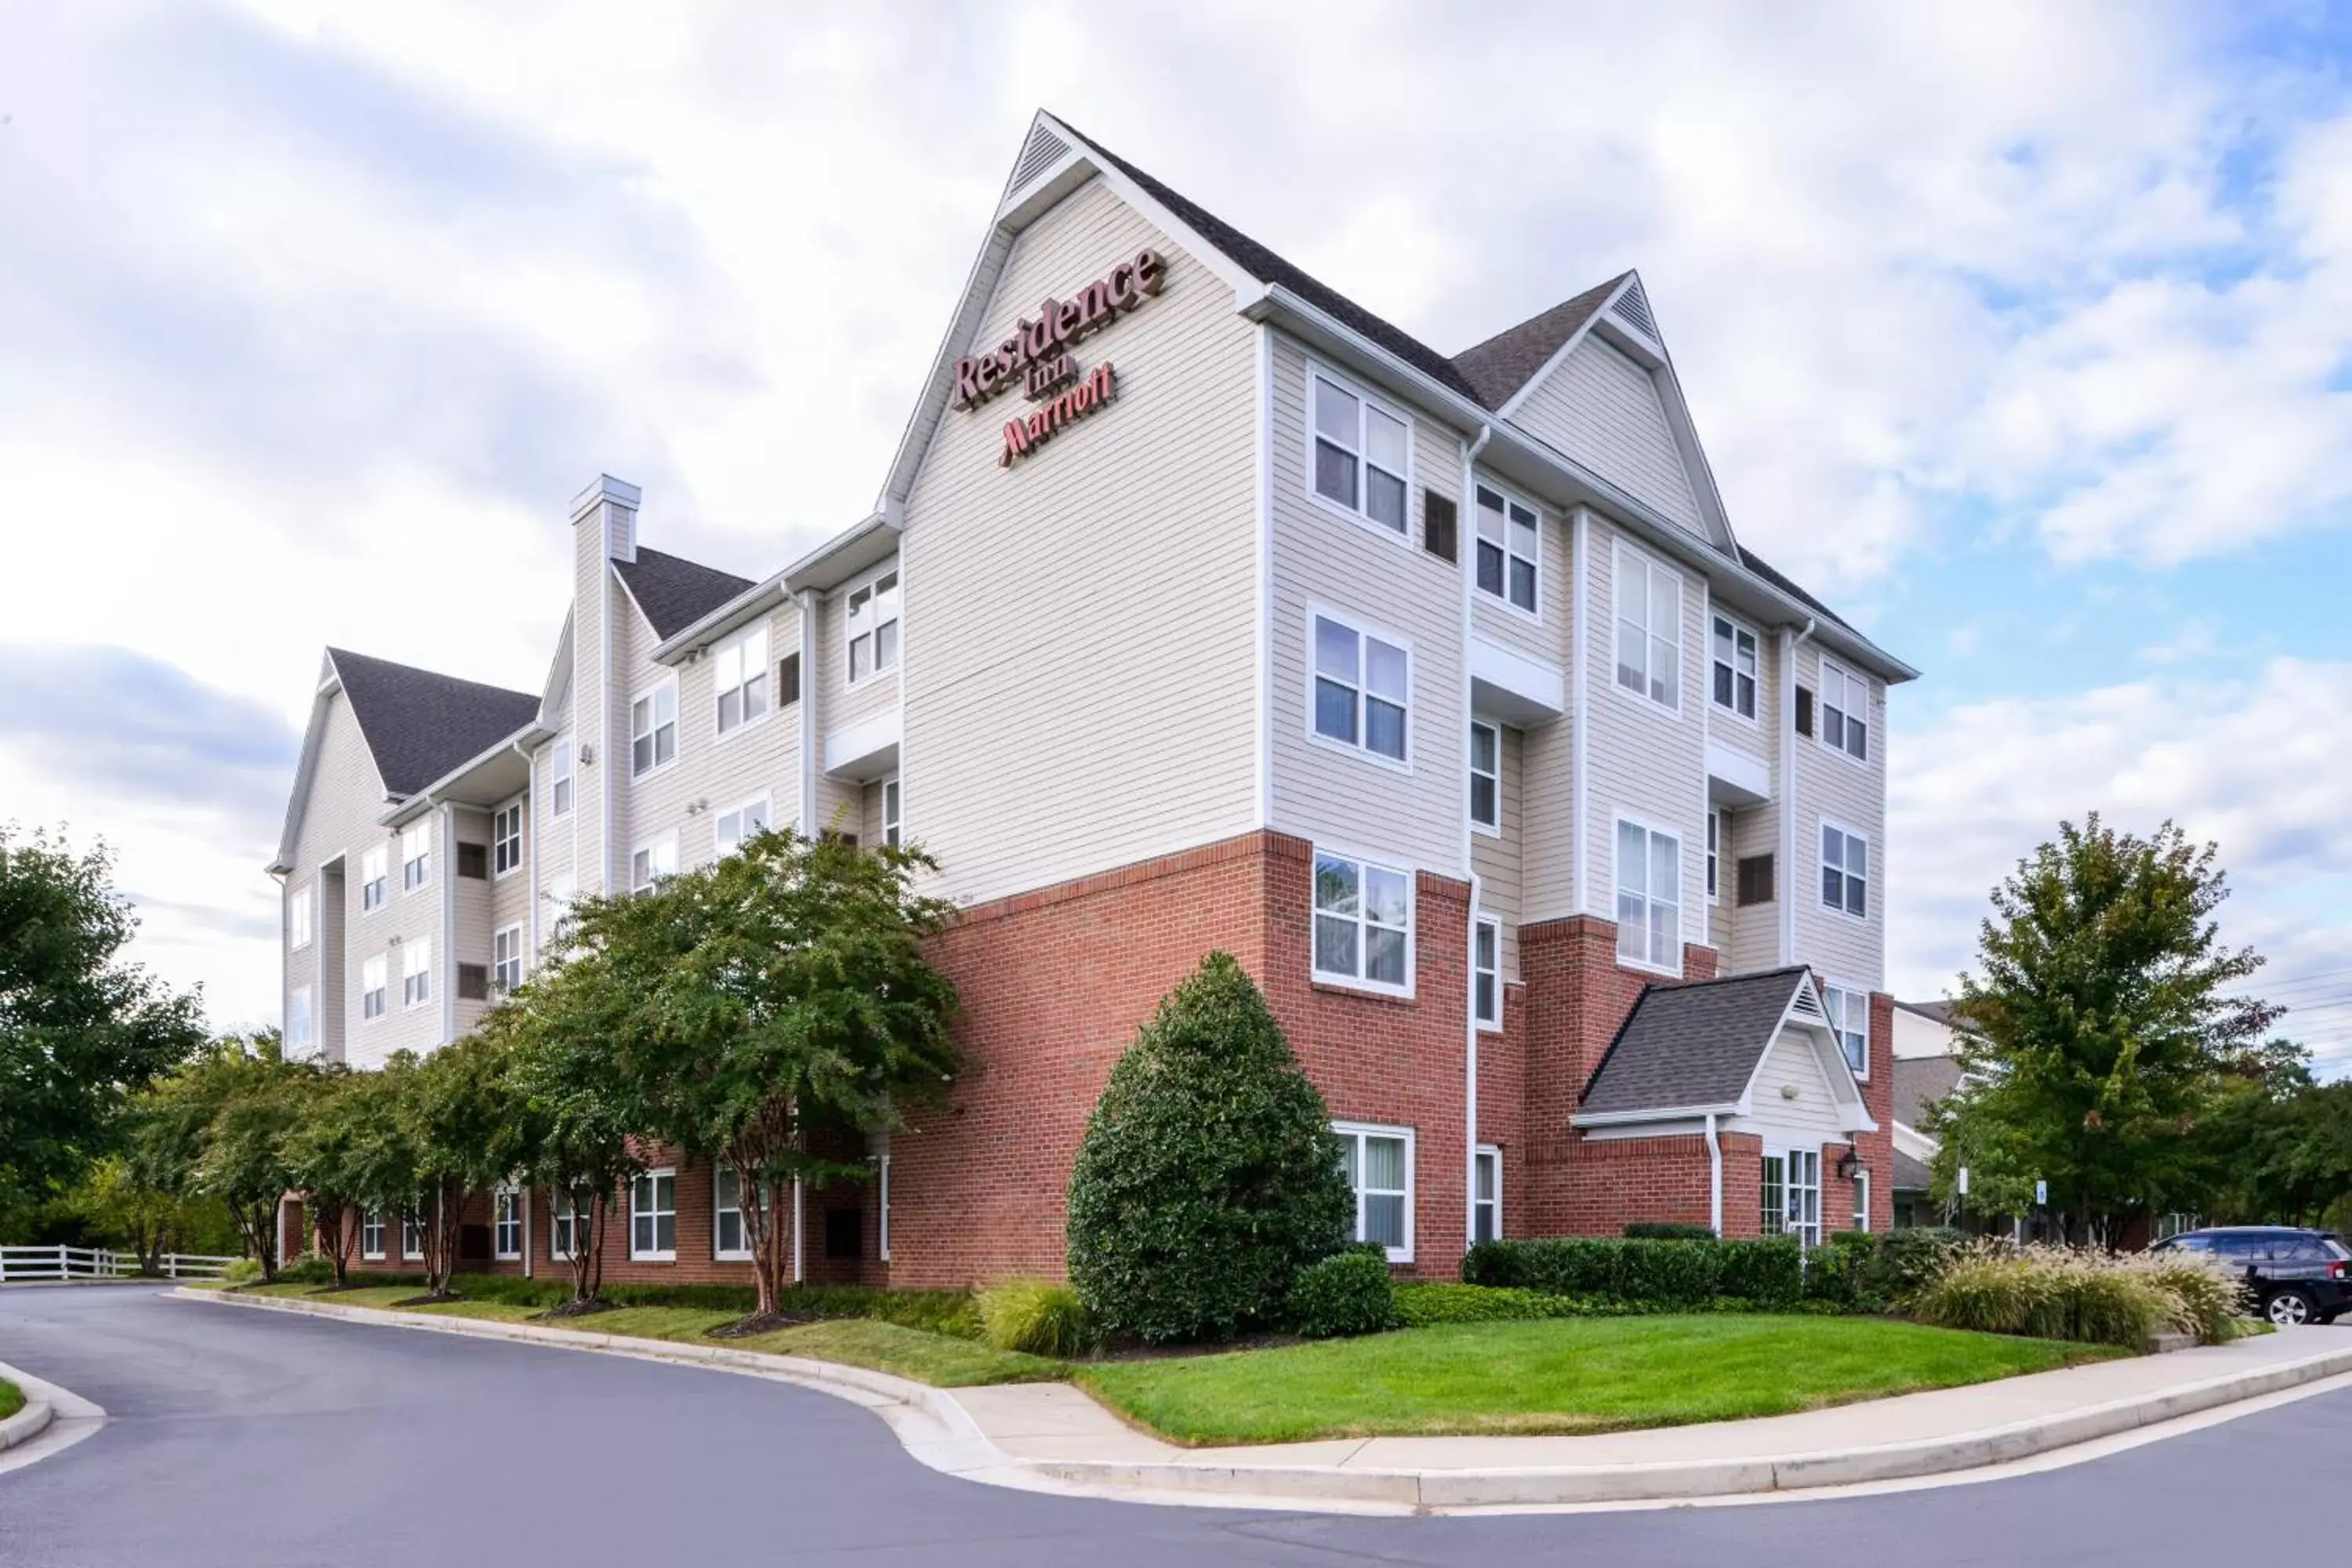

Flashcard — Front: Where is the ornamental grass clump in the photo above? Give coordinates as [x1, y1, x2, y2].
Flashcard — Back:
[2125, 1250, 2250, 1344]
[1912, 1242, 2245, 1348]
[977, 1279, 1097, 1357]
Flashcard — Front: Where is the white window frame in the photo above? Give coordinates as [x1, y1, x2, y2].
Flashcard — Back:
[1472, 1144, 1503, 1247]
[630, 677, 679, 779]
[492, 924, 524, 997]
[712, 620, 772, 739]
[1468, 720, 1500, 833]
[401, 1214, 425, 1261]
[549, 1192, 586, 1262]
[1333, 1121, 1414, 1264]
[1820, 819, 1870, 924]
[360, 844, 389, 913]
[360, 1209, 386, 1261]
[1612, 539, 1684, 715]
[1472, 917, 1501, 1031]
[401, 938, 433, 1010]
[1472, 482, 1540, 617]
[1818, 657, 1871, 764]
[400, 820, 432, 894]
[549, 739, 575, 818]
[289, 887, 313, 951]
[360, 954, 388, 1022]
[844, 564, 902, 688]
[287, 985, 312, 1054]
[630, 1168, 677, 1262]
[1822, 981, 1871, 1079]
[1310, 848, 1415, 998]
[713, 1167, 752, 1261]
[1775, 1146, 1822, 1249]
[1307, 605, 1412, 770]
[1711, 612, 1761, 724]
[1306, 363, 1414, 539]
[491, 800, 524, 878]
[630, 833, 679, 893]
[1706, 809, 1725, 905]
[714, 796, 771, 857]
[492, 1188, 522, 1260]
[1852, 1167, 1872, 1233]
[1613, 815, 1684, 976]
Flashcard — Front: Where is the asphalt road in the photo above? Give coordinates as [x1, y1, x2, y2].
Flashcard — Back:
[3, 1286, 2349, 1568]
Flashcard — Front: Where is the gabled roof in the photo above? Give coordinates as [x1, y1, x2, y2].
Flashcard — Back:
[612, 547, 756, 641]
[1581, 967, 1817, 1116]
[1895, 1054, 1963, 1134]
[325, 648, 540, 799]
[1737, 546, 1856, 635]
[1450, 274, 1629, 410]
[1893, 1148, 1936, 1192]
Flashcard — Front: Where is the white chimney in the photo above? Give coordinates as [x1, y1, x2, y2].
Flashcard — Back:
[569, 474, 641, 562]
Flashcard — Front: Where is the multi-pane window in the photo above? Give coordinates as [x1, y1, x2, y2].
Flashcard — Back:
[1852, 1170, 1871, 1233]
[1473, 485, 1538, 612]
[1613, 543, 1682, 710]
[360, 845, 388, 912]
[630, 835, 678, 892]
[492, 926, 524, 996]
[713, 622, 771, 735]
[550, 1193, 586, 1261]
[1822, 982, 1869, 1076]
[882, 777, 902, 848]
[1473, 1145, 1501, 1246]
[1778, 1149, 1821, 1247]
[1706, 810, 1724, 902]
[550, 740, 575, 818]
[1613, 820, 1682, 972]
[714, 1167, 751, 1260]
[1312, 613, 1409, 762]
[1472, 918, 1501, 1029]
[493, 1189, 522, 1259]
[1334, 1123, 1412, 1261]
[401, 1215, 425, 1261]
[401, 938, 432, 1009]
[1468, 722, 1500, 831]
[492, 802, 523, 877]
[400, 820, 431, 892]
[630, 682, 678, 776]
[361, 1209, 386, 1260]
[1820, 659, 1869, 762]
[361, 955, 388, 1021]
[846, 570, 901, 684]
[715, 797, 769, 856]
[1312, 851, 1411, 991]
[1761, 1153, 1785, 1236]
[630, 1170, 677, 1261]
[1821, 823, 1868, 919]
[1712, 615, 1759, 720]
[287, 985, 312, 1054]
[1311, 371, 1410, 532]
[289, 887, 312, 950]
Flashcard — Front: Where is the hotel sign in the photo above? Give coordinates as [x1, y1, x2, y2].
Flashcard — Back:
[952, 248, 1166, 467]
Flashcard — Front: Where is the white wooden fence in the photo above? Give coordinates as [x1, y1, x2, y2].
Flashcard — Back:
[0, 1245, 238, 1282]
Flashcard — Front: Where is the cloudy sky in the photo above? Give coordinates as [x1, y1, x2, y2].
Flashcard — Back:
[6, 1, 2351, 1071]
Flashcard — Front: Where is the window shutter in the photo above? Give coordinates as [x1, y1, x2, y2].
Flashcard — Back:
[1422, 490, 1457, 562]
[457, 963, 490, 1000]
[1795, 687, 1815, 738]
[825, 1207, 862, 1259]
[1737, 855, 1776, 907]
[456, 843, 489, 880]
[777, 652, 802, 706]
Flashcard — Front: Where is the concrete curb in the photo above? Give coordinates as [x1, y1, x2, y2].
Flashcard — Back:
[0, 1398, 56, 1452]
[176, 1288, 2352, 1512]
[0, 1357, 107, 1479]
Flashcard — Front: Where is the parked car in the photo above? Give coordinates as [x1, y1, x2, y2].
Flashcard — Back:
[2151, 1226, 2351, 1326]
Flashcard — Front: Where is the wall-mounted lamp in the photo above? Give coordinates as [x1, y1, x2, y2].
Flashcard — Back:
[1837, 1149, 1863, 1180]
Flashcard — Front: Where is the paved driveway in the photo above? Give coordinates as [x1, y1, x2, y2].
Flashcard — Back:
[3, 1285, 2350, 1568]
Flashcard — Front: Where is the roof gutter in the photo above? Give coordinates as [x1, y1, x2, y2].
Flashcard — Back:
[1570, 1102, 1744, 1128]
[648, 511, 902, 666]
[1245, 285, 1918, 684]
[376, 722, 549, 828]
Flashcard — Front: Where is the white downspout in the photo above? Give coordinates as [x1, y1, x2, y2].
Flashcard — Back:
[1460, 423, 1490, 1259]
[1705, 1112, 1723, 1237]
[510, 739, 539, 960]
[792, 1176, 805, 1286]
[796, 589, 819, 835]
[1778, 617, 1817, 966]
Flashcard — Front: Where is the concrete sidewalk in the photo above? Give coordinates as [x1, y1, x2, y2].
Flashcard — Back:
[180, 1288, 2352, 1512]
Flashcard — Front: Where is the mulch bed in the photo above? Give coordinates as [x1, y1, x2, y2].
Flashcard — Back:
[533, 1298, 621, 1321]
[389, 1293, 466, 1308]
[706, 1312, 824, 1338]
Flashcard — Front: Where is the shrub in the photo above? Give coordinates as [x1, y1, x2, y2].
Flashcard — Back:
[2129, 1251, 2249, 1344]
[220, 1257, 263, 1284]
[1624, 1222, 1717, 1241]
[1866, 1226, 1965, 1307]
[1715, 1237, 1804, 1306]
[1287, 1247, 1397, 1338]
[277, 1256, 336, 1286]
[1617, 1239, 1722, 1307]
[1393, 1283, 1560, 1326]
[1065, 953, 1354, 1343]
[978, 1280, 1096, 1357]
[1465, 1236, 1806, 1308]
[1911, 1242, 2197, 1347]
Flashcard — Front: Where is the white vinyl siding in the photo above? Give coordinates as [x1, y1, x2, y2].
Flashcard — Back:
[1334, 1122, 1414, 1263]
[1508, 334, 1706, 537]
[1819, 658, 1870, 764]
[1793, 643, 1886, 989]
[1469, 724, 1523, 982]
[549, 739, 575, 818]
[1312, 848, 1413, 995]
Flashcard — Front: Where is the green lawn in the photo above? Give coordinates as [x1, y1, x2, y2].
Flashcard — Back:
[0, 1378, 20, 1421]
[1077, 1315, 2121, 1446]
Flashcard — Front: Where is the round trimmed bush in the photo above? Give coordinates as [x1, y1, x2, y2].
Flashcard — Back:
[1065, 953, 1355, 1344]
[1288, 1247, 1396, 1338]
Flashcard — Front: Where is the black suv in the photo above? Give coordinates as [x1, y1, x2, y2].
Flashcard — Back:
[2150, 1227, 2351, 1327]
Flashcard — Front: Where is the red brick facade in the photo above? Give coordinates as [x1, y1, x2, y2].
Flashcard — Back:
[310, 829, 1898, 1287]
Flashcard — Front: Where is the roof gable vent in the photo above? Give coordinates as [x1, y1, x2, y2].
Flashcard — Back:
[1788, 983, 1828, 1023]
[1610, 276, 1658, 342]
[1007, 122, 1071, 201]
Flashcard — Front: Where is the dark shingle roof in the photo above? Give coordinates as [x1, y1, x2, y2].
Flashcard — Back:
[1899, 999, 1955, 1025]
[328, 649, 540, 798]
[1449, 274, 1628, 410]
[613, 547, 756, 641]
[1737, 546, 1855, 634]
[1893, 1148, 1936, 1192]
[1894, 1054, 1963, 1134]
[1582, 967, 1813, 1116]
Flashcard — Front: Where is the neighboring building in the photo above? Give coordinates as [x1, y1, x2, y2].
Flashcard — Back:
[1892, 1000, 1964, 1227]
[269, 111, 1916, 1287]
